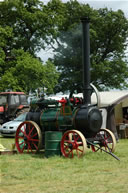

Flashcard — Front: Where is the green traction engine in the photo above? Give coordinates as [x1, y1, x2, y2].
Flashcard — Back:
[15, 96, 118, 160]
[15, 17, 118, 160]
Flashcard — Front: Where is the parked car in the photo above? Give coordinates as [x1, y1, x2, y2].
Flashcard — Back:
[0, 113, 27, 137]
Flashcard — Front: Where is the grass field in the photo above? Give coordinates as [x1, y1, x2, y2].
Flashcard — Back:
[0, 135, 128, 193]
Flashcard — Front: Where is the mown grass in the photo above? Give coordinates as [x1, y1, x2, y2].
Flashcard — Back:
[0, 135, 128, 193]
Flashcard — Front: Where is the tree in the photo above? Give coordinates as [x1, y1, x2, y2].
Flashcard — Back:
[0, 0, 66, 57]
[0, 49, 59, 94]
[42, 60, 60, 94]
[0, 0, 45, 56]
[1, 0, 128, 95]
[52, 25, 83, 94]
[0, 25, 13, 77]
[50, 1, 128, 93]
[0, 0, 61, 94]
[90, 8, 128, 90]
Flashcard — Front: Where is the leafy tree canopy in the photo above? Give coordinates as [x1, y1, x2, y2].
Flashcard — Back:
[49, 1, 128, 92]
[0, 0, 128, 95]
[0, 0, 47, 56]
[0, 49, 59, 94]
[0, 0, 60, 94]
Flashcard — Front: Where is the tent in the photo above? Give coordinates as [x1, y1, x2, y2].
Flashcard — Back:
[91, 91, 128, 108]
[92, 91, 128, 139]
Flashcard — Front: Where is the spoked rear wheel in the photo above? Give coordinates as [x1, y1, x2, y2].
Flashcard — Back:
[15, 121, 42, 153]
[61, 130, 87, 158]
[91, 128, 116, 153]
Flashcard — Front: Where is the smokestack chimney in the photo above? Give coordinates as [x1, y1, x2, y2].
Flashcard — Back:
[81, 17, 92, 106]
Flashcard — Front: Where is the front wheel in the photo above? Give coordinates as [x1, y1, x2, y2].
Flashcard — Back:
[61, 130, 87, 158]
[15, 121, 42, 153]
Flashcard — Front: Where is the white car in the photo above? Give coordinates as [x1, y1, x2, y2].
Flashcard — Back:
[0, 113, 27, 137]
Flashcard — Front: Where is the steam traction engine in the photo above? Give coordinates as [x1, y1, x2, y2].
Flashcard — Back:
[15, 18, 118, 159]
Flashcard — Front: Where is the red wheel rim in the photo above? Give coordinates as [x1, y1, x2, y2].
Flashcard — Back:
[91, 128, 116, 153]
[15, 121, 42, 153]
[61, 130, 87, 158]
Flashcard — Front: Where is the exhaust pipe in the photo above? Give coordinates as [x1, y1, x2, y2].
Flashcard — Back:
[81, 17, 92, 106]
